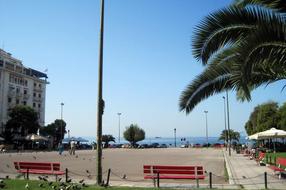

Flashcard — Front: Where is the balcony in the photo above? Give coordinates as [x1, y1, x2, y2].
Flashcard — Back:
[33, 97, 42, 102]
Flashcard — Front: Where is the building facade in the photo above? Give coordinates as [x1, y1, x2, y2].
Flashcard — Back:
[0, 49, 48, 134]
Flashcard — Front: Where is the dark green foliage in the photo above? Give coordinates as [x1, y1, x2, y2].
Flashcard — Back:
[5, 105, 40, 137]
[180, 0, 286, 114]
[277, 102, 286, 131]
[40, 119, 66, 146]
[123, 124, 145, 147]
[244, 101, 280, 135]
[219, 129, 240, 143]
[102, 134, 115, 148]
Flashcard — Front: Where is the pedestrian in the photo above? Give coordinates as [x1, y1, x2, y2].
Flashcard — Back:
[58, 143, 64, 155]
[70, 140, 76, 155]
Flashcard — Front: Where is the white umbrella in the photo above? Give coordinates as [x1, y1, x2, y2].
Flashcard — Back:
[25, 134, 48, 141]
[257, 128, 286, 139]
[248, 133, 259, 140]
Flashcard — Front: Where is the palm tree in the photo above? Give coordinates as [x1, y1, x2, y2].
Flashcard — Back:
[219, 129, 240, 143]
[180, 0, 286, 113]
[102, 135, 115, 148]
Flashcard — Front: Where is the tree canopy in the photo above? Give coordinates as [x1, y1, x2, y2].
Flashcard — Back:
[179, 0, 286, 114]
[5, 105, 40, 137]
[219, 129, 240, 143]
[123, 124, 145, 147]
[244, 101, 282, 135]
[102, 134, 115, 148]
[40, 119, 66, 146]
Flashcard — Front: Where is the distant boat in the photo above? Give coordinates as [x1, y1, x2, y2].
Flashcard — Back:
[155, 137, 161, 139]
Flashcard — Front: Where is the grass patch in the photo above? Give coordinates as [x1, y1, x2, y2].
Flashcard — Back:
[224, 160, 229, 182]
[265, 152, 286, 166]
[1, 179, 159, 190]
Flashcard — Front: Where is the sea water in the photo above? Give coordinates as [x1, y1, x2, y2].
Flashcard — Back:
[81, 136, 247, 147]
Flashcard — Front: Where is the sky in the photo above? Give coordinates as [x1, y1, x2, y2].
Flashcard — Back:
[1, 0, 286, 139]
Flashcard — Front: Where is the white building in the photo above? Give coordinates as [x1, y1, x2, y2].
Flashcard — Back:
[0, 49, 48, 134]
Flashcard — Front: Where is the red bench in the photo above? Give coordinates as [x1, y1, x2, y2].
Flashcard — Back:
[268, 157, 286, 178]
[143, 165, 205, 187]
[14, 162, 65, 180]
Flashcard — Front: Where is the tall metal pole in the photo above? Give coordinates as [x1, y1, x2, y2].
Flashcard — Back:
[204, 111, 208, 147]
[117, 113, 121, 143]
[223, 97, 227, 151]
[174, 128, 176, 147]
[226, 91, 231, 156]
[60, 103, 64, 141]
[96, 0, 105, 185]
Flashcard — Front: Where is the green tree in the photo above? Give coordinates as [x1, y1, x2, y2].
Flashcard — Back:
[123, 124, 145, 147]
[219, 129, 240, 143]
[244, 101, 280, 135]
[179, 0, 286, 113]
[102, 135, 115, 148]
[5, 105, 40, 137]
[256, 102, 279, 132]
[277, 102, 286, 131]
[40, 119, 66, 146]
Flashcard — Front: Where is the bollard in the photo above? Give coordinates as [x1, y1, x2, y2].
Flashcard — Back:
[196, 178, 199, 188]
[65, 168, 68, 183]
[209, 172, 212, 189]
[27, 168, 29, 180]
[264, 172, 267, 189]
[106, 169, 111, 186]
[157, 172, 160, 188]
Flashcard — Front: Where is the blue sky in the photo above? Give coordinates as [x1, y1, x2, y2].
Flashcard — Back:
[1, 0, 286, 139]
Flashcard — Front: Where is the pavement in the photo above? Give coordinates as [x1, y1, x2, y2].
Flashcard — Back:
[224, 149, 286, 189]
[1, 148, 286, 189]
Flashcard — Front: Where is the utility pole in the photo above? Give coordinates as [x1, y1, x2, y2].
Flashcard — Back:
[117, 113, 121, 143]
[204, 111, 209, 147]
[226, 91, 231, 156]
[96, 0, 105, 185]
[223, 96, 227, 151]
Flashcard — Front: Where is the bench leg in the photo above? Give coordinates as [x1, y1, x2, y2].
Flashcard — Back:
[55, 175, 58, 182]
[196, 178, 199, 188]
[152, 178, 156, 187]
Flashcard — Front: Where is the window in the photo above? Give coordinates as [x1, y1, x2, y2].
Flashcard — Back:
[39, 84, 41, 88]
[23, 101, 27, 105]
[24, 80, 28, 86]
[33, 93, 36, 97]
[33, 103, 36, 107]
[16, 99, 19, 104]
[8, 98, 12, 103]
[38, 94, 41, 98]
[0, 60, 3, 67]
[24, 89, 27, 94]
[34, 82, 36, 87]
[38, 104, 41, 108]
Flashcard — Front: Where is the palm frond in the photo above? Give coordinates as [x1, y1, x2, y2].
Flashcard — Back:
[237, 14, 286, 82]
[192, 6, 275, 64]
[179, 48, 237, 113]
[234, 0, 286, 13]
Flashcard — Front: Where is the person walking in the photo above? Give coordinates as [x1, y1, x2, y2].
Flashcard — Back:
[58, 143, 64, 155]
[70, 140, 76, 155]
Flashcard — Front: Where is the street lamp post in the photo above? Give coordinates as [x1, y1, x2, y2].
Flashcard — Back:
[226, 91, 231, 156]
[204, 111, 209, 147]
[60, 103, 64, 141]
[174, 128, 176, 147]
[223, 96, 227, 151]
[117, 113, 121, 143]
[96, 0, 105, 185]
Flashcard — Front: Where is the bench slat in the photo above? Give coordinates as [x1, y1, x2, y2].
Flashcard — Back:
[144, 175, 205, 179]
[14, 161, 64, 176]
[143, 165, 205, 180]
